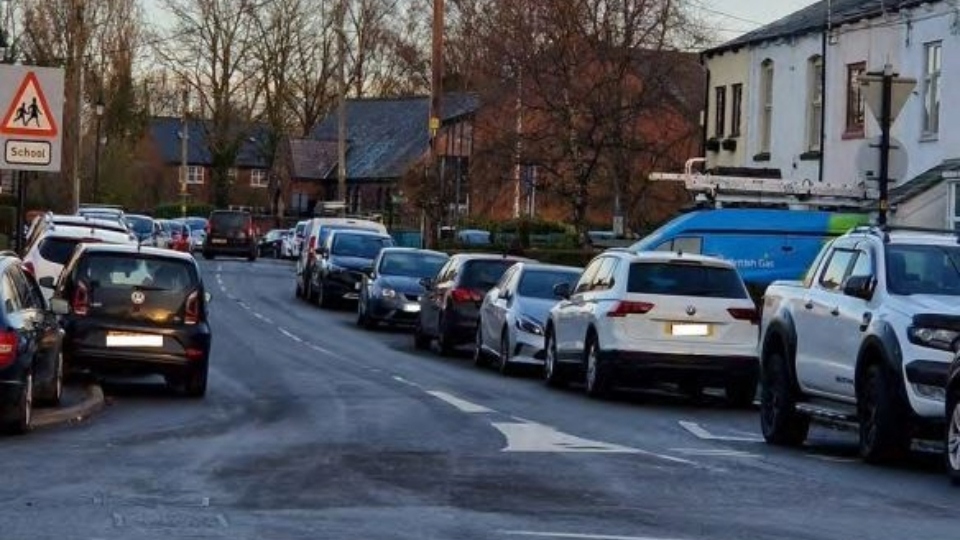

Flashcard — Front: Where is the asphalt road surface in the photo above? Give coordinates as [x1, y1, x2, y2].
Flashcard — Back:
[1, 258, 956, 540]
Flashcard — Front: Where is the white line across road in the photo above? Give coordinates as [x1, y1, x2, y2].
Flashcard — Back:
[678, 421, 764, 443]
[499, 530, 687, 540]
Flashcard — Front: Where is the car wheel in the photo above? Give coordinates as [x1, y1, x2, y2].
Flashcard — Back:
[203, 251, 215, 260]
[948, 393, 960, 486]
[498, 328, 514, 376]
[543, 329, 566, 388]
[437, 311, 455, 357]
[357, 295, 377, 330]
[183, 364, 208, 399]
[726, 373, 758, 409]
[584, 333, 611, 399]
[858, 363, 911, 464]
[2, 371, 32, 435]
[760, 350, 809, 447]
[413, 319, 431, 350]
[473, 324, 488, 367]
[37, 351, 63, 407]
[317, 280, 333, 309]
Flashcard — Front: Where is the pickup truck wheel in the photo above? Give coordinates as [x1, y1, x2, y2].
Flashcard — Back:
[948, 393, 960, 485]
[858, 363, 910, 464]
[760, 351, 809, 446]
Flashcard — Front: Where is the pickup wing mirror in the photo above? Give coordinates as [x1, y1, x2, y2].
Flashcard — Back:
[842, 275, 874, 301]
[553, 282, 571, 300]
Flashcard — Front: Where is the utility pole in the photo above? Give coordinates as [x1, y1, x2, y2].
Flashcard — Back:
[877, 64, 893, 226]
[336, 0, 348, 217]
[428, 0, 444, 248]
[72, 1, 84, 212]
[180, 86, 189, 219]
[513, 63, 523, 219]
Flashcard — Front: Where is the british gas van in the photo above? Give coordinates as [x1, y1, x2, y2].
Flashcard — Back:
[629, 208, 869, 291]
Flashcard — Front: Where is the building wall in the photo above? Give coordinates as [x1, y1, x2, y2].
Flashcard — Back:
[704, 48, 751, 169]
[892, 180, 948, 228]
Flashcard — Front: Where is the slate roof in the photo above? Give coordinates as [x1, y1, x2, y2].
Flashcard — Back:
[288, 139, 340, 180]
[148, 117, 273, 168]
[309, 93, 479, 181]
[891, 159, 960, 204]
[706, 0, 933, 55]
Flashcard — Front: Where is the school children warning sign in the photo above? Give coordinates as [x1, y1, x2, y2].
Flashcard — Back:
[0, 66, 64, 172]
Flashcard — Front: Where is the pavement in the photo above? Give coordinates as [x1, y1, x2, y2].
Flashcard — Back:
[32, 380, 105, 429]
[0, 257, 956, 540]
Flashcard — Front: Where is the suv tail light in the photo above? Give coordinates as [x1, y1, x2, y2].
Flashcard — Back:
[450, 288, 483, 303]
[185, 291, 200, 325]
[728, 307, 760, 325]
[22, 261, 34, 275]
[607, 301, 655, 317]
[72, 282, 90, 316]
[0, 330, 18, 369]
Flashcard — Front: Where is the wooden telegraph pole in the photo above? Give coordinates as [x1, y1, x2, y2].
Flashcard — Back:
[336, 0, 348, 217]
[427, 0, 444, 248]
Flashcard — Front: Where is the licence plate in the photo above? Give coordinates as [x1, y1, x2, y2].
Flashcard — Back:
[669, 323, 711, 337]
[401, 303, 420, 313]
[106, 332, 163, 347]
[212, 239, 227, 244]
[344, 293, 359, 300]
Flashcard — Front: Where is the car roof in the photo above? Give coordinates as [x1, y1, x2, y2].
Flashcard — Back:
[77, 243, 198, 261]
[379, 247, 449, 257]
[615, 250, 737, 269]
[45, 214, 128, 230]
[40, 225, 136, 243]
[125, 214, 154, 220]
[515, 262, 583, 273]
[329, 228, 391, 238]
[451, 253, 535, 263]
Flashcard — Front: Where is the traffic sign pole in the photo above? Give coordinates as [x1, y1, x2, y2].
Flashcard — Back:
[878, 65, 893, 226]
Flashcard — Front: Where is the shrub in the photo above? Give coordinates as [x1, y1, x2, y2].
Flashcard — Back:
[154, 203, 215, 219]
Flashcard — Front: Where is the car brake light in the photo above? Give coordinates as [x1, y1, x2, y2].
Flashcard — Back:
[607, 301, 655, 317]
[308, 236, 316, 254]
[72, 281, 90, 316]
[450, 288, 482, 303]
[185, 291, 200, 325]
[728, 307, 760, 325]
[0, 331, 18, 369]
[22, 261, 34, 275]
[185, 347, 205, 361]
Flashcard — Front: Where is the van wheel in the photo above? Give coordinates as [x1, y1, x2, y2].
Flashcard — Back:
[760, 350, 809, 446]
[858, 363, 910, 464]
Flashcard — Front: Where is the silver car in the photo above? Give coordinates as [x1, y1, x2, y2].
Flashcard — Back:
[475, 262, 582, 375]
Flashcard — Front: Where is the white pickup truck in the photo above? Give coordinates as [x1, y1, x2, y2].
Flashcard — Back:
[758, 225, 960, 463]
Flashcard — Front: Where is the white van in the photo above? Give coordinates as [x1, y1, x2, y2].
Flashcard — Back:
[294, 217, 387, 301]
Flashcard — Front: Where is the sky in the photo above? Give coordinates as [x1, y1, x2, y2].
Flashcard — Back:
[704, 0, 820, 41]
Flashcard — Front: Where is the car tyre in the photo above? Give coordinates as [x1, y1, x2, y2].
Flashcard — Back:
[498, 328, 514, 376]
[726, 373, 758, 409]
[36, 350, 63, 407]
[947, 393, 960, 486]
[584, 333, 611, 399]
[203, 251, 215, 260]
[357, 295, 377, 330]
[543, 329, 567, 388]
[317, 280, 334, 309]
[858, 363, 911, 464]
[183, 364, 208, 399]
[760, 350, 809, 447]
[1, 371, 32, 435]
[413, 319, 431, 351]
[437, 310, 456, 357]
[473, 324, 489, 367]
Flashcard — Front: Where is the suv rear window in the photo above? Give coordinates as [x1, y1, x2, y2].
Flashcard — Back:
[210, 212, 250, 230]
[462, 259, 519, 290]
[628, 262, 747, 299]
[39, 238, 87, 265]
[78, 254, 198, 291]
[331, 234, 393, 259]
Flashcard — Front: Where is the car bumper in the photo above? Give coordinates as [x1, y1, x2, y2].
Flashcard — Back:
[511, 330, 547, 365]
[905, 359, 951, 418]
[63, 319, 211, 376]
[597, 350, 759, 385]
[368, 296, 421, 324]
[325, 271, 366, 301]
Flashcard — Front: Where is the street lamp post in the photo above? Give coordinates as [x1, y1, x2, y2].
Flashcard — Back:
[93, 97, 104, 202]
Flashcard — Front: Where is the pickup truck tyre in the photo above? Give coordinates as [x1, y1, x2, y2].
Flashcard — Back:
[584, 334, 611, 399]
[725, 374, 758, 408]
[858, 363, 911, 464]
[760, 351, 809, 446]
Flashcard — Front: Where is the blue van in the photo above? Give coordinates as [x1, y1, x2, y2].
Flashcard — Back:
[629, 209, 869, 290]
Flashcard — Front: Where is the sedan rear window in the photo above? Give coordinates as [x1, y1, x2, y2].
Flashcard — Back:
[628, 262, 747, 299]
[462, 260, 519, 290]
[78, 255, 197, 291]
[39, 238, 86, 265]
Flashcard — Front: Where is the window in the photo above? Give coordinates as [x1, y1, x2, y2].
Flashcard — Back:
[849, 250, 875, 279]
[819, 249, 856, 291]
[714, 86, 726, 137]
[922, 41, 942, 136]
[627, 263, 748, 299]
[227, 168, 237, 184]
[251, 169, 268, 188]
[886, 244, 960, 296]
[575, 259, 604, 294]
[807, 56, 823, 151]
[730, 84, 743, 137]
[845, 62, 866, 134]
[759, 60, 774, 153]
[951, 183, 960, 231]
[187, 166, 204, 185]
[592, 258, 619, 291]
[517, 269, 582, 300]
[654, 237, 703, 254]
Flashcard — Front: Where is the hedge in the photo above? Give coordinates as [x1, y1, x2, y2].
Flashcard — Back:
[154, 203, 215, 219]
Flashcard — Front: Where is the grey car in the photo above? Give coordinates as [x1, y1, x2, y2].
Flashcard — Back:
[357, 248, 449, 329]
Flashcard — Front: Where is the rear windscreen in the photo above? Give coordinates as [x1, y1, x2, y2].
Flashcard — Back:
[627, 262, 747, 299]
[39, 238, 84, 265]
[462, 260, 518, 290]
[125, 217, 154, 235]
[78, 254, 198, 291]
[330, 234, 393, 259]
[210, 213, 249, 230]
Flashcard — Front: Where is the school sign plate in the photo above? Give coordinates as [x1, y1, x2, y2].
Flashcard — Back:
[0, 65, 65, 172]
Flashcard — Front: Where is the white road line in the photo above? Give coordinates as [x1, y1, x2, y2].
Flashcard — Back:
[309, 343, 334, 355]
[216, 264, 223, 272]
[392, 375, 421, 388]
[427, 390, 494, 413]
[499, 530, 686, 540]
[670, 448, 761, 458]
[678, 421, 764, 443]
[112, 513, 124, 527]
[805, 454, 859, 463]
[493, 422, 640, 454]
[278, 328, 303, 343]
[216, 513, 229, 527]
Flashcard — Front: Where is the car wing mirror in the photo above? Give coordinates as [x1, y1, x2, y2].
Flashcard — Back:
[553, 282, 571, 300]
[419, 277, 434, 290]
[50, 298, 70, 315]
[38, 276, 56, 289]
[842, 275, 874, 301]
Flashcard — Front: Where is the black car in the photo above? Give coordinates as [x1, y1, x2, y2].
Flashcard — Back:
[258, 229, 289, 258]
[0, 254, 64, 434]
[947, 352, 960, 485]
[203, 210, 257, 261]
[415, 253, 532, 356]
[46, 244, 212, 397]
[357, 248, 449, 329]
[311, 230, 395, 309]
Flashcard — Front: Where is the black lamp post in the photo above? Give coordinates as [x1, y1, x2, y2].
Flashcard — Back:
[93, 97, 104, 202]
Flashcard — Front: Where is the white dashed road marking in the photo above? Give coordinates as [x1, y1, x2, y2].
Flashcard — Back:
[427, 391, 494, 413]
[279, 328, 303, 343]
[678, 421, 763, 443]
[499, 530, 687, 540]
[493, 422, 642, 454]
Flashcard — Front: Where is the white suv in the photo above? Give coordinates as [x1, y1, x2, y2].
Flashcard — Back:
[23, 223, 136, 301]
[544, 250, 760, 403]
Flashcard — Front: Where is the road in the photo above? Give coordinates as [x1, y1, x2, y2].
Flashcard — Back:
[0, 258, 956, 540]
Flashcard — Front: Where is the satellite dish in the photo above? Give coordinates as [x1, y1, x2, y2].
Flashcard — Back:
[855, 136, 908, 185]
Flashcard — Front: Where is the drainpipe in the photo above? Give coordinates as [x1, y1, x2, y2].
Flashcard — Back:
[699, 52, 710, 166]
[818, 23, 828, 184]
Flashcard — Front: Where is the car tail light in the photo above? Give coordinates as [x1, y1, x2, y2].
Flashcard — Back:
[0, 331, 17, 369]
[728, 307, 760, 325]
[450, 288, 483, 303]
[185, 347, 205, 361]
[72, 282, 90, 316]
[606, 301, 655, 317]
[308, 236, 316, 254]
[185, 291, 200, 325]
[22, 261, 34, 275]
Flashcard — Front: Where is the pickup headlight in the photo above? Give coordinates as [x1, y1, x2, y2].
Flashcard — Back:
[516, 315, 543, 336]
[907, 326, 960, 351]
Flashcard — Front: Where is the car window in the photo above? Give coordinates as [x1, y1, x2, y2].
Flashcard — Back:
[627, 262, 748, 299]
[849, 249, 874, 279]
[575, 259, 604, 294]
[125, 216, 154, 236]
[9, 267, 41, 309]
[39, 237, 88, 265]
[210, 213, 250, 230]
[331, 234, 393, 259]
[593, 258, 619, 291]
[886, 244, 960, 296]
[496, 265, 519, 291]
[819, 249, 857, 291]
[461, 260, 518, 290]
[518, 269, 582, 299]
[379, 252, 448, 278]
[78, 255, 198, 291]
[1, 272, 22, 314]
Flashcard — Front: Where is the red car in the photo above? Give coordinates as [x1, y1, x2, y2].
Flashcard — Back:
[169, 222, 191, 253]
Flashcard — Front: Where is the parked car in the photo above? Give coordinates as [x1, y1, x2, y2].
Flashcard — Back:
[0, 255, 65, 434]
[475, 262, 582, 375]
[947, 350, 960, 485]
[125, 214, 162, 247]
[414, 253, 533, 356]
[295, 217, 388, 301]
[22, 223, 136, 302]
[357, 248, 449, 329]
[24, 213, 133, 253]
[203, 210, 258, 261]
[292, 220, 309, 259]
[166, 220, 192, 253]
[178, 217, 208, 252]
[46, 244, 211, 397]
[760, 225, 960, 464]
[310, 229, 395, 308]
[543, 250, 760, 404]
[258, 229, 289, 258]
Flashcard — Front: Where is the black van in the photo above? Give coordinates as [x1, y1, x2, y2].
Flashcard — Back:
[203, 210, 258, 261]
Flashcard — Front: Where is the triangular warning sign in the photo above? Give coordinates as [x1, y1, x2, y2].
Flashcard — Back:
[0, 72, 59, 137]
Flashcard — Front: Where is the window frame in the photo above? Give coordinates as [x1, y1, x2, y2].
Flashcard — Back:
[186, 166, 205, 185]
[730, 83, 743, 137]
[949, 182, 960, 231]
[807, 56, 823, 151]
[818, 248, 858, 291]
[250, 169, 269, 188]
[922, 41, 942, 137]
[714, 86, 726, 138]
[759, 60, 775, 153]
[845, 62, 867, 136]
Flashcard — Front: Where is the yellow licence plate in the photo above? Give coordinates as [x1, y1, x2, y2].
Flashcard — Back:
[669, 323, 711, 337]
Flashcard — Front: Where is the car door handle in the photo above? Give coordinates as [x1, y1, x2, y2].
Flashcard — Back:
[830, 306, 840, 316]
[804, 301, 814, 310]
